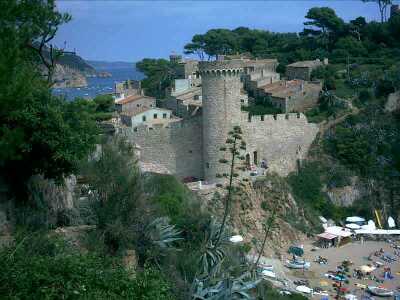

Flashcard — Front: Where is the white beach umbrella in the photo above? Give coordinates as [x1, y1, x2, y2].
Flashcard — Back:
[388, 216, 396, 228]
[346, 216, 365, 223]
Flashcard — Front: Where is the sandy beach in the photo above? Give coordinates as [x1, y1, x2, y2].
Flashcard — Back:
[280, 240, 400, 299]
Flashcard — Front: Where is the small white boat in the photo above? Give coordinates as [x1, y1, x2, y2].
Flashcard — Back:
[259, 263, 273, 271]
[261, 270, 276, 278]
[367, 286, 394, 297]
[286, 259, 311, 269]
[295, 285, 312, 294]
[229, 235, 243, 243]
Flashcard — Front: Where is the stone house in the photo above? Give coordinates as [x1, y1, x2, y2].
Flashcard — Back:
[120, 107, 177, 128]
[115, 94, 156, 113]
[258, 80, 322, 112]
[162, 79, 202, 118]
[242, 59, 281, 95]
[286, 59, 327, 81]
[175, 59, 201, 87]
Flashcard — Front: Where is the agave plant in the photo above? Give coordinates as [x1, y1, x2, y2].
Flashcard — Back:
[193, 272, 260, 300]
[198, 218, 230, 278]
[146, 217, 183, 249]
[142, 217, 183, 264]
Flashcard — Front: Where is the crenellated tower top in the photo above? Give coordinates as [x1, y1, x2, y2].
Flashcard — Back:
[198, 59, 244, 76]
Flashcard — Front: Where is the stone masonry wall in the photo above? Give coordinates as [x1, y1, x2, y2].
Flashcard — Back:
[121, 117, 203, 179]
[242, 112, 318, 176]
[286, 66, 311, 81]
[200, 60, 244, 182]
[286, 83, 322, 112]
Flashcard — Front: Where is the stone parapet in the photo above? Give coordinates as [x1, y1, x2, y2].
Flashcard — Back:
[199, 59, 244, 75]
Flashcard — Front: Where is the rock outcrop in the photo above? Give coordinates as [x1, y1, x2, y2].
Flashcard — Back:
[385, 91, 400, 112]
[52, 64, 88, 88]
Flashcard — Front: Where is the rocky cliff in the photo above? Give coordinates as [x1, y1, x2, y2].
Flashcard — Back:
[52, 64, 88, 88]
[52, 52, 97, 88]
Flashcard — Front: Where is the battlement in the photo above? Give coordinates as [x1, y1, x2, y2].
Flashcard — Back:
[199, 59, 244, 76]
[244, 112, 308, 123]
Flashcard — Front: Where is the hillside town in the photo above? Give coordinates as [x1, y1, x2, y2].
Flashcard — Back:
[2, 1, 400, 299]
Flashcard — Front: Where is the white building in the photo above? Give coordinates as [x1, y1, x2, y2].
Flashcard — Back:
[120, 107, 178, 128]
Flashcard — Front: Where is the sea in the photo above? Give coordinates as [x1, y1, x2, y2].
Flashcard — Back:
[52, 65, 144, 100]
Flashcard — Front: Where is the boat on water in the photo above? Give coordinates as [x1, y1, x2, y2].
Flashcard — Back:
[367, 286, 393, 297]
[286, 259, 310, 269]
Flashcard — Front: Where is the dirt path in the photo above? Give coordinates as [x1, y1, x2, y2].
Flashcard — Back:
[317, 97, 360, 141]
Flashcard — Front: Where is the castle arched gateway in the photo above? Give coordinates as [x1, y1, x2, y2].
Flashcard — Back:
[123, 59, 319, 183]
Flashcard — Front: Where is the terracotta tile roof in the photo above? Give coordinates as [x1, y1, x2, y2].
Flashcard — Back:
[116, 94, 155, 105]
[120, 106, 171, 117]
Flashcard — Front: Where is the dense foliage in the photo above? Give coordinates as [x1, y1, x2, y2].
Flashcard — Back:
[0, 233, 174, 299]
[136, 58, 179, 98]
[183, 8, 400, 68]
[0, 0, 99, 200]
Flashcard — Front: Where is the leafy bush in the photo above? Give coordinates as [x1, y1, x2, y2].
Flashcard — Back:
[82, 137, 142, 254]
[0, 233, 174, 299]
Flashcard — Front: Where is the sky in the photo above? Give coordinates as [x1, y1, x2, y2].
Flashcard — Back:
[54, 0, 390, 62]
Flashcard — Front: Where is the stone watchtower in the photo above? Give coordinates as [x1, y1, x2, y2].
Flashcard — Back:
[199, 60, 244, 182]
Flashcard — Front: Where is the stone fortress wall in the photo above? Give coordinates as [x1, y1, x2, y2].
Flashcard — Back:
[121, 116, 204, 179]
[122, 59, 319, 182]
[242, 112, 318, 176]
[122, 111, 317, 182]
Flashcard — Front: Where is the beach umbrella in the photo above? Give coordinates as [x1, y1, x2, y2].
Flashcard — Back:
[288, 246, 304, 257]
[346, 223, 361, 229]
[346, 216, 365, 223]
[388, 216, 396, 228]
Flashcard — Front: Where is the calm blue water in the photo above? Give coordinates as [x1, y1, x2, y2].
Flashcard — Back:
[52, 67, 144, 100]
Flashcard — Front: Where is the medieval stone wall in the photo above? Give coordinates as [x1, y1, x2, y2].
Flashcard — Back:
[242, 112, 318, 176]
[121, 117, 203, 179]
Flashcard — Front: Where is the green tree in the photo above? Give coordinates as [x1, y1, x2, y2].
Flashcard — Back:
[362, 0, 392, 23]
[136, 58, 178, 98]
[184, 34, 207, 60]
[349, 16, 367, 41]
[0, 0, 98, 201]
[303, 7, 345, 49]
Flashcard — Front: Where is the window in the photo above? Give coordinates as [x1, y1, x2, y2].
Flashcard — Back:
[142, 115, 146, 122]
[153, 113, 157, 119]
[206, 163, 210, 169]
[240, 99, 244, 103]
[137, 104, 140, 107]
[163, 113, 167, 119]
[133, 127, 137, 132]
